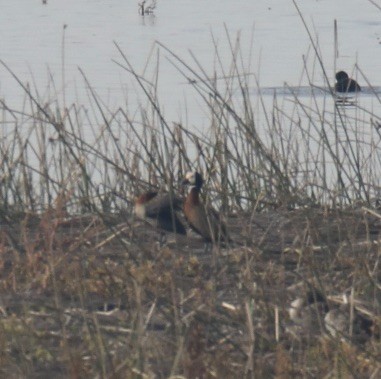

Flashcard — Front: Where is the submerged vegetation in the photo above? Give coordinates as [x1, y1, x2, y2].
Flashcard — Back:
[0, 11, 380, 379]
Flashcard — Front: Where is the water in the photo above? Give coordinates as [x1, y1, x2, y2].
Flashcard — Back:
[1, 0, 380, 123]
[1, 0, 381, 206]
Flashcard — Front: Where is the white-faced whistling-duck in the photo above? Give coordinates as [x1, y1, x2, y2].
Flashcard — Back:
[335, 71, 361, 93]
[134, 191, 187, 239]
[287, 288, 329, 338]
[324, 293, 375, 343]
[182, 171, 230, 244]
[287, 286, 376, 342]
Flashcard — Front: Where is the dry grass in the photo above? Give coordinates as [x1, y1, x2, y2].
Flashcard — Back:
[0, 11, 380, 377]
[0, 208, 379, 378]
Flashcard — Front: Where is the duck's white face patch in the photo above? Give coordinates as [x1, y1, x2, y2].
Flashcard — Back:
[185, 171, 196, 184]
[134, 203, 146, 218]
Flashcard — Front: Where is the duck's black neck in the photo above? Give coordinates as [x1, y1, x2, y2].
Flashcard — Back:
[193, 172, 203, 191]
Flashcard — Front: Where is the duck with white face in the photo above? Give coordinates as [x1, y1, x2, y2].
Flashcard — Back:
[182, 171, 230, 245]
[134, 191, 186, 243]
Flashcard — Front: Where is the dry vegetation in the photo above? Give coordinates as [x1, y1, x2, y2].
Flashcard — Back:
[0, 15, 380, 379]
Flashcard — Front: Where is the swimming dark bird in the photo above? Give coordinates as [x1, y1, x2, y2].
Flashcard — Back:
[335, 71, 361, 93]
[134, 191, 186, 239]
[182, 171, 230, 244]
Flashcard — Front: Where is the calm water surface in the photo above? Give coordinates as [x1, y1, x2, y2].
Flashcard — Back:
[0, 0, 380, 203]
[0, 0, 380, 127]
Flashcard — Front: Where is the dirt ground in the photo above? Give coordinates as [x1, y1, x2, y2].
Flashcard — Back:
[0, 206, 380, 378]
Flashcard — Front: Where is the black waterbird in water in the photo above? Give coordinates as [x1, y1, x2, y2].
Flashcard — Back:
[335, 71, 361, 93]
